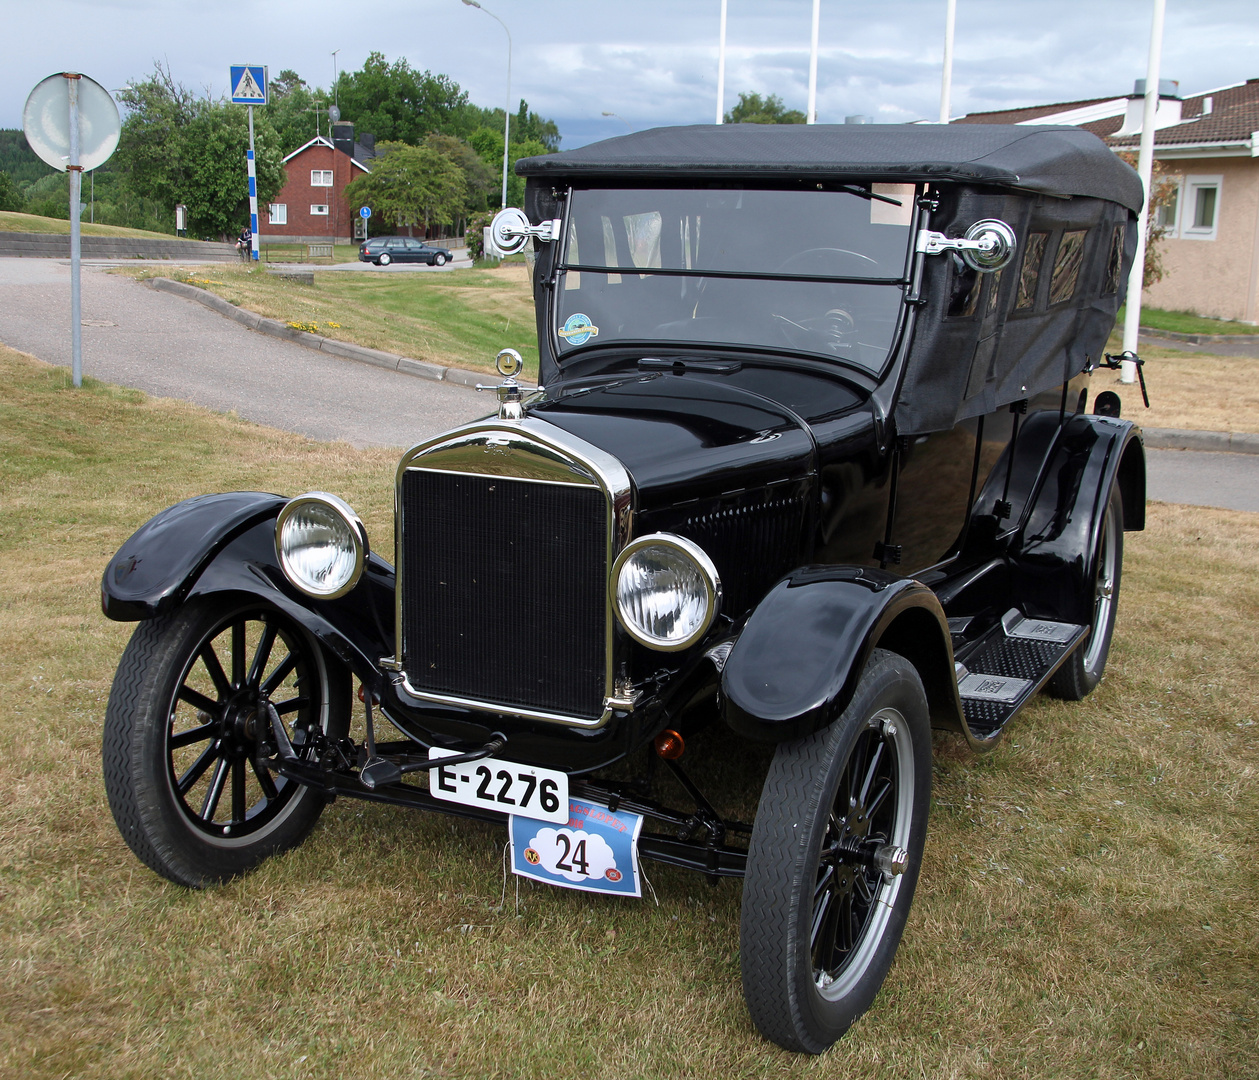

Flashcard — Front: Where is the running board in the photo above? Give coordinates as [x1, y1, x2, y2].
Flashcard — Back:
[951, 609, 1088, 739]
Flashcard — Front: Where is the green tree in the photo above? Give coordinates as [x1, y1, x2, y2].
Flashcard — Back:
[425, 133, 497, 215]
[0, 170, 25, 212]
[266, 69, 322, 156]
[181, 107, 286, 238]
[115, 64, 286, 238]
[724, 92, 806, 125]
[506, 137, 550, 208]
[334, 53, 471, 145]
[343, 142, 467, 234]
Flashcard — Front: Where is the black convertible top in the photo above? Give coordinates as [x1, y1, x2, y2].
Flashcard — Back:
[517, 124, 1143, 212]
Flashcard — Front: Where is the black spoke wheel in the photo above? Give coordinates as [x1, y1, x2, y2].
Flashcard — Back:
[103, 595, 350, 887]
[1048, 483, 1124, 700]
[740, 649, 931, 1054]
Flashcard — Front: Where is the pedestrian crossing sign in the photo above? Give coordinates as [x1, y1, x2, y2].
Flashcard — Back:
[229, 65, 268, 106]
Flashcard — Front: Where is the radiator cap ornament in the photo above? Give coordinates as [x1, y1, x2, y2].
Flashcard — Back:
[475, 348, 541, 421]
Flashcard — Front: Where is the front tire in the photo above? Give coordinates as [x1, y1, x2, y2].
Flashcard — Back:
[102, 596, 350, 888]
[1048, 483, 1123, 700]
[433, 253, 447, 266]
[740, 649, 931, 1053]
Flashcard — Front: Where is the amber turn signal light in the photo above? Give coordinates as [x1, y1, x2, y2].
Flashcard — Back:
[654, 729, 685, 760]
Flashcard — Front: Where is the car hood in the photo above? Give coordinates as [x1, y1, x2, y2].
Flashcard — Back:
[530, 370, 819, 509]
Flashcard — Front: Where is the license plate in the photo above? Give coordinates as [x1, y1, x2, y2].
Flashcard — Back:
[510, 799, 644, 897]
[427, 747, 569, 824]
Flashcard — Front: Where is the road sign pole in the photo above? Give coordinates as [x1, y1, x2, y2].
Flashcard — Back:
[66, 72, 83, 387]
[247, 104, 260, 261]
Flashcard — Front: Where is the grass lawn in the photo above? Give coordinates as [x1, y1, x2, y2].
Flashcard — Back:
[1102, 330, 1259, 433]
[0, 342, 1255, 1079]
[0, 210, 178, 240]
[117, 262, 540, 380]
[1122, 305, 1259, 336]
[261, 242, 364, 265]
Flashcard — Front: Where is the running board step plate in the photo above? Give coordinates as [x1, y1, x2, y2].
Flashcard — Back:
[954, 609, 1088, 739]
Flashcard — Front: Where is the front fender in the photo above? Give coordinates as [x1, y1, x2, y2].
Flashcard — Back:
[721, 566, 966, 743]
[102, 493, 396, 690]
[102, 492, 287, 621]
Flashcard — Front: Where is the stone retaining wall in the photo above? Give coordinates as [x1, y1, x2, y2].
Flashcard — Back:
[0, 232, 238, 261]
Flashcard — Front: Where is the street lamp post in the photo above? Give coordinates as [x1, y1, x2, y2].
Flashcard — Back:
[462, 0, 512, 208]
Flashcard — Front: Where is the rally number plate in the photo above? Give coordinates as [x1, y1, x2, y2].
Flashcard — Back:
[427, 747, 569, 824]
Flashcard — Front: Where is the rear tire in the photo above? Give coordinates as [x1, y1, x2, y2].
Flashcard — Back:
[740, 649, 931, 1053]
[1048, 484, 1123, 700]
[102, 596, 350, 888]
[377, 252, 391, 266]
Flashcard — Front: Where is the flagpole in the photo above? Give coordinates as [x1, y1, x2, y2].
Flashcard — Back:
[939, 0, 956, 124]
[807, 0, 821, 124]
[716, 0, 728, 124]
[1120, 0, 1166, 384]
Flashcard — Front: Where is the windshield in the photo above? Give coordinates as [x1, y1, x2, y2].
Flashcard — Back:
[555, 184, 915, 372]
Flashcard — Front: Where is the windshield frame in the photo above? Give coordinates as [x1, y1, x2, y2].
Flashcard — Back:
[547, 180, 922, 379]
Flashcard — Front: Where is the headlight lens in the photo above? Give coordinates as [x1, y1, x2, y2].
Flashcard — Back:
[275, 493, 368, 599]
[612, 534, 721, 651]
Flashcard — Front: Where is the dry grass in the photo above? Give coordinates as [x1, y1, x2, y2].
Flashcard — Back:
[113, 262, 540, 379]
[1094, 347, 1259, 433]
[1, 343, 1256, 1079]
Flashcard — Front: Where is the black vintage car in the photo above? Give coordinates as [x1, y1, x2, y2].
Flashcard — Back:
[358, 236, 453, 266]
[101, 125, 1147, 1054]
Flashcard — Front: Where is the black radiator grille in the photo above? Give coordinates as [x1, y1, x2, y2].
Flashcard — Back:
[400, 470, 608, 719]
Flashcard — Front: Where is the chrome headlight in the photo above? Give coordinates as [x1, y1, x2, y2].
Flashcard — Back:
[611, 534, 721, 651]
[275, 492, 368, 599]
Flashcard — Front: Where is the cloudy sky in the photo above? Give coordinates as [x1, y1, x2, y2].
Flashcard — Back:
[4, 0, 1256, 147]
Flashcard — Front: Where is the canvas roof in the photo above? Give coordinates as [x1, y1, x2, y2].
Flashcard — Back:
[516, 123, 1143, 211]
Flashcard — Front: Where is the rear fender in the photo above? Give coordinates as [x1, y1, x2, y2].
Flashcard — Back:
[1010, 416, 1144, 624]
[102, 493, 395, 690]
[721, 567, 969, 744]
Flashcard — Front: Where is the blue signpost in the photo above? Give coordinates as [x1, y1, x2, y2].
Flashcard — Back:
[230, 66, 268, 261]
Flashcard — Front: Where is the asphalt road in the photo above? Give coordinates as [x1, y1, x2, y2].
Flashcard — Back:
[0, 258, 488, 448]
[0, 257, 1255, 512]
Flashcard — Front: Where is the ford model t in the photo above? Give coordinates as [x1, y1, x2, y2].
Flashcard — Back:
[101, 125, 1146, 1053]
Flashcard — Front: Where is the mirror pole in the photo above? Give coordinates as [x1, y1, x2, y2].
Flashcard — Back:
[66, 72, 83, 388]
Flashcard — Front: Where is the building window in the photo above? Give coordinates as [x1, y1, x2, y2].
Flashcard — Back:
[310, 204, 329, 216]
[268, 203, 287, 225]
[1154, 176, 1182, 238]
[311, 170, 334, 187]
[1182, 175, 1221, 241]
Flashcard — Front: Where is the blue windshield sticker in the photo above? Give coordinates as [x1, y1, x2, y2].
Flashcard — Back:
[559, 313, 599, 347]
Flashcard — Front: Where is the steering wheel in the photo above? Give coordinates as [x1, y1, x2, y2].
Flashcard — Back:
[776, 247, 880, 276]
[772, 249, 878, 354]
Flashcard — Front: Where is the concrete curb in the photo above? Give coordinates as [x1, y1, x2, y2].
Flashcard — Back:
[1144, 427, 1259, 455]
[1140, 327, 1259, 345]
[145, 276, 487, 388]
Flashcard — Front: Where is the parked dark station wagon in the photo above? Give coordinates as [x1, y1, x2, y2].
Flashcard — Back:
[358, 236, 453, 266]
[102, 124, 1146, 1053]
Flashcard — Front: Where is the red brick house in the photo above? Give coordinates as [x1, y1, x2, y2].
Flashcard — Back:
[263, 134, 371, 244]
